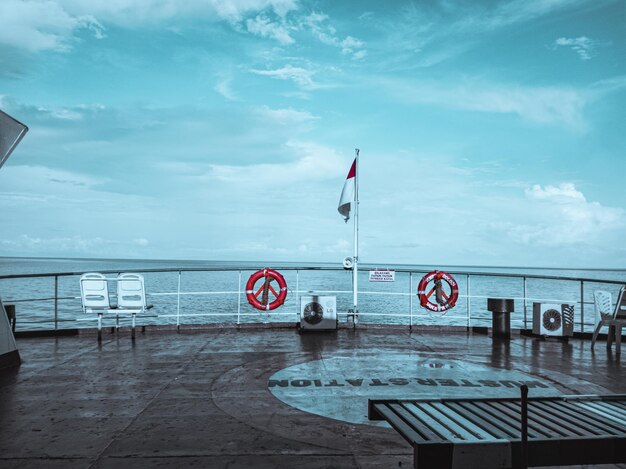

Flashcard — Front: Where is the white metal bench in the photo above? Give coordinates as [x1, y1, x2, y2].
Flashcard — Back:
[80, 272, 153, 341]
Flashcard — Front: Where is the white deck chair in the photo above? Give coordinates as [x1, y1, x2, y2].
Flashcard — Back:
[117, 273, 153, 339]
[592, 287, 626, 353]
[80, 273, 114, 341]
[591, 290, 613, 350]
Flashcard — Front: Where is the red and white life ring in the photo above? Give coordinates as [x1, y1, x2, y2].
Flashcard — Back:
[417, 270, 459, 312]
[246, 268, 288, 311]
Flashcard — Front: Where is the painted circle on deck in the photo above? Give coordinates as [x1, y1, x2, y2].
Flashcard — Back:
[268, 353, 564, 426]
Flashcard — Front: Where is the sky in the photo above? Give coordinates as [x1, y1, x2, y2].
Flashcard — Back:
[0, 0, 625, 268]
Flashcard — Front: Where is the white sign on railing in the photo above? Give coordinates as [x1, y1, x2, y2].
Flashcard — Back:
[369, 269, 395, 282]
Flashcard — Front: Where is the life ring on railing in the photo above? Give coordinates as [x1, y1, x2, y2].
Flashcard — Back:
[246, 268, 288, 311]
[417, 270, 459, 312]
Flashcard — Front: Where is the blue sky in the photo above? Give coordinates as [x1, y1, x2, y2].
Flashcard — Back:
[0, 0, 625, 267]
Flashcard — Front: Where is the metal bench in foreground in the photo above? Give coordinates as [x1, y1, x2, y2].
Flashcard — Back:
[368, 394, 626, 468]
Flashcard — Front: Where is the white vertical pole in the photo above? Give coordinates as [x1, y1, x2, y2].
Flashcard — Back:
[295, 270, 300, 321]
[237, 271, 241, 326]
[353, 148, 359, 324]
[409, 272, 413, 331]
[176, 270, 181, 330]
[467, 274, 471, 329]
[523, 276, 528, 330]
[580, 281, 584, 334]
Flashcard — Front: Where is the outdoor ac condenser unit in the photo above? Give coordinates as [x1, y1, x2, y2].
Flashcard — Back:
[300, 296, 337, 330]
[533, 303, 574, 337]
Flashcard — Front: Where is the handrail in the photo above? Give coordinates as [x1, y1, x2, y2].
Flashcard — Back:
[1, 264, 625, 333]
[1, 265, 625, 285]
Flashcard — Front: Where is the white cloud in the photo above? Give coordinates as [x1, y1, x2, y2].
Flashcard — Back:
[351, 152, 626, 266]
[134, 238, 149, 247]
[82, 16, 106, 39]
[206, 140, 344, 185]
[525, 183, 586, 203]
[590, 75, 626, 94]
[0, 0, 297, 52]
[0, 0, 104, 52]
[240, 5, 366, 53]
[1, 165, 104, 192]
[57, 0, 299, 23]
[469, 0, 589, 31]
[377, 0, 603, 69]
[506, 182, 625, 246]
[0, 164, 160, 257]
[214, 76, 238, 101]
[554, 36, 596, 60]
[207, 0, 299, 21]
[255, 106, 318, 124]
[301, 12, 366, 59]
[13, 101, 107, 123]
[1, 0, 370, 63]
[246, 14, 294, 44]
[250, 65, 320, 89]
[0, 234, 113, 252]
[0, 234, 150, 256]
[339, 36, 364, 55]
[382, 78, 587, 130]
[36, 106, 84, 121]
[160, 139, 348, 188]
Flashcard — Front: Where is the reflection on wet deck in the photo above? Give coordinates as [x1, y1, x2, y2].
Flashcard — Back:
[1, 327, 625, 468]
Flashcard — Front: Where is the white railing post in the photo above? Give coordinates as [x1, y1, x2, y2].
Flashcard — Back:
[580, 280, 584, 334]
[54, 275, 58, 331]
[295, 270, 299, 322]
[176, 270, 181, 331]
[523, 276, 528, 330]
[237, 271, 241, 326]
[409, 272, 413, 331]
[466, 274, 471, 329]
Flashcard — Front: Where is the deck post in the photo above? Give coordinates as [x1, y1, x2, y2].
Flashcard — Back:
[176, 270, 181, 331]
[580, 281, 584, 334]
[54, 275, 58, 331]
[237, 270, 241, 326]
[409, 272, 413, 331]
[523, 276, 527, 330]
[295, 270, 299, 323]
[467, 274, 471, 330]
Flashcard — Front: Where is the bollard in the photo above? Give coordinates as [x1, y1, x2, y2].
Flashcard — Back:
[487, 298, 514, 339]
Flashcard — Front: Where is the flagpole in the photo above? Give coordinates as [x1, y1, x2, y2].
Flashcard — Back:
[353, 148, 359, 325]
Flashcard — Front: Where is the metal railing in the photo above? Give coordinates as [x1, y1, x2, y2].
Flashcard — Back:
[0, 265, 625, 333]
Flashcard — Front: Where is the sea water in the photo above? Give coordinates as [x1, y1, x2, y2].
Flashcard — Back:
[1, 257, 625, 332]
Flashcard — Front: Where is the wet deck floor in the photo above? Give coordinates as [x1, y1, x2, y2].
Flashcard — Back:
[1, 327, 625, 468]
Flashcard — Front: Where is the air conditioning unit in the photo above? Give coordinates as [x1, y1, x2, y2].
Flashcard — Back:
[300, 296, 337, 331]
[533, 303, 574, 337]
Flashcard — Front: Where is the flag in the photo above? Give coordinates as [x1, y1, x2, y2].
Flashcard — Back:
[338, 158, 356, 222]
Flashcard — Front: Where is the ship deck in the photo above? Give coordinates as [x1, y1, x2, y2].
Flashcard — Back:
[1, 327, 626, 468]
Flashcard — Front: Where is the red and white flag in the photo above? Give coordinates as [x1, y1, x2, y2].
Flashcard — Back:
[338, 158, 356, 222]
